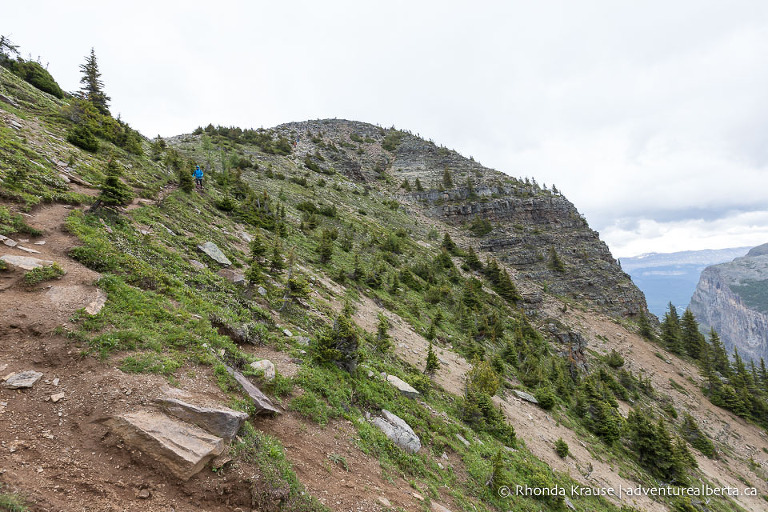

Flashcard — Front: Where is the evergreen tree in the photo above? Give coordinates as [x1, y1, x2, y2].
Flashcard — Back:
[681, 309, 704, 359]
[661, 303, 683, 354]
[442, 168, 453, 189]
[425, 319, 436, 341]
[414, 177, 424, 191]
[249, 234, 267, 263]
[270, 242, 286, 273]
[312, 313, 359, 373]
[464, 245, 483, 271]
[441, 232, 458, 254]
[547, 246, 565, 272]
[708, 328, 731, 378]
[425, 341, 440, 376]
[637, 311, 655, 340]
[78, 48, 111, 115]
[98, 160, 133, 207]
[178, 163, 194, 193]
[374, 313, 392, 352]
[400, 178, 411, 191]
[316, 228, 335, 263]
[760, 358, 768, 393]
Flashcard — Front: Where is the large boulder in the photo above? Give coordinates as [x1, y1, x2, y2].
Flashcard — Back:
[371, 409, 421, 453]
[386, 374, 420, 399]
[155, 398, 248, 440]
[197, 242, 231, 266]
[104, 411, 225, 480]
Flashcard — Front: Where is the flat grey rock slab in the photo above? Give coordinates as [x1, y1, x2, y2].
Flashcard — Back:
[455, 433, 471, 446]
[3, 370, 43, 389]
[386, 374, 420, 399]
[104, 411, 225, 481]
[156, 397, 248, 440]
[513, 390, 539, 404]
[371, 409, 421, 453]
[197, 242, 231, 266]
[224, 364, 280, 415]
[0, 255, 54, 271]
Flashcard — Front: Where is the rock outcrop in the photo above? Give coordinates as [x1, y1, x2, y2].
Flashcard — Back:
[104, 411, 225, 481]
[689, 243, 768, 362]
[156, 397, 249, 440]
[371, 409, 421, 453]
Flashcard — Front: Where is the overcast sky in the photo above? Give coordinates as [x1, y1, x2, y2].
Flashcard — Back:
[4, 1, 768, 257]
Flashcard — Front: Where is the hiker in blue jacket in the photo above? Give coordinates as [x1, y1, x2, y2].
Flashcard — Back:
[193, 165, 204, 190]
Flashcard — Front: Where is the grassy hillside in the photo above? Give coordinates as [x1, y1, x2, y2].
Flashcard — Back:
[1, 54, 767, 512]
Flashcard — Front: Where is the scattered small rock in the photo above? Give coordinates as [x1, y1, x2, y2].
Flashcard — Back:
[249, 360, 276, 382]
[371, 410, 421, 453]
[217, 268, 246, 285]
[455, 433, 470, 447]
[50, 392, 65, 403]
[377, 496, 392, 507]
[564, 496, 576, 510]
[431, 503, 453, 512]
[257, 286, 267, 296]
[137, 489, 151, 499]
[85, 289, 108, 316]
[33, 240, 46, 245]
[2, 237, 18, 247]
[282, 328, 293, 337]
[16, 246, 41, 254]
[189, 259, 206, 270]
[386, 374, 420, 399]
[197, 241, 232, 266]
[295, 336, 310, 346]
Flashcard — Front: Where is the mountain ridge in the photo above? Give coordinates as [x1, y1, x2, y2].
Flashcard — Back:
[1, 58, 767, 512]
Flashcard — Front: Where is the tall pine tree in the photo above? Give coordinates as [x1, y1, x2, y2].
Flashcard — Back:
[79, 48, 111, 115]
[681, 309, 704, 360]
[661, 303, 682, 354]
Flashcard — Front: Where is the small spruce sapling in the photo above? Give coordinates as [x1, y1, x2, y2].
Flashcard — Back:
[98, 160, 133, 207]
[425, 341, 440, 376]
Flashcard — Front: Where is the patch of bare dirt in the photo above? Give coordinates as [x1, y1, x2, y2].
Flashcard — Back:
[261, 413, 445, 512]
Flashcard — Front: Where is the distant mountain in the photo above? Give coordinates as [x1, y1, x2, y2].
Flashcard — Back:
[620, 247, 751, 318]
[690, 243, 768, 363]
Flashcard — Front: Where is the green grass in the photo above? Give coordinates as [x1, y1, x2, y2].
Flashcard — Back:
[0, 486, 28, 512]
[23, 263, 65, 286]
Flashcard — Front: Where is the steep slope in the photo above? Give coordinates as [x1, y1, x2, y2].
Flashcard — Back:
[2, 61, 768, 512]
[689, 243, 768, 362]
